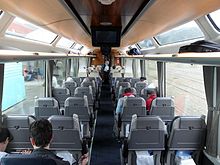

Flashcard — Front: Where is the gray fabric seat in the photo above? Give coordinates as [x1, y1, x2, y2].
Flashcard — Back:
[150, 97, 175, 122]
[72, 77, 82, 87]
[64, 96, 92, 138]
[165, 116, 207, 165]
[81, 80, 96, 98]
[134, 82, 148, 97]
[74, 86, 94, 108]
[119, 97, 146, 138]
[52, 87, 70, 108]
[118, 87, 137, 99]
[2, 115, 35, 150]
[64, 81, 77, 96]
[123, 115, 166, 165]
[115, 82, 131, 98]
[35, 98, 60, 119]
[130, 78, 140, 87]
[140, 87, 157, 100]
[48, 115, 83, 152]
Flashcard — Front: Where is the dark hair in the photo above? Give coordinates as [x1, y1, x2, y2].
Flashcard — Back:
[0, 127, 13, 143]
[140, 77, 146, 81]
[29, 119, 52, 148]
[124, 87, 133, 94]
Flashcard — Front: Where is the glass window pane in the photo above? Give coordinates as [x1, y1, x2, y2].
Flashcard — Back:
[155, 21, 204, 45]
[3, 61, 45, 115]
[6, 17, 57, 43]
[138, 39, 154, 49]
[52, 60, 66, 87]
[146, 61, 158, 87]
[166, 63, 207, 116]
[209, 9, 220, 31]
[56, 37, 74, 48]
[72, 43, 83, 50]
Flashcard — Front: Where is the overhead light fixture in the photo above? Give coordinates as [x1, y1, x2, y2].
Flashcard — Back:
[98, 0, 116, 5]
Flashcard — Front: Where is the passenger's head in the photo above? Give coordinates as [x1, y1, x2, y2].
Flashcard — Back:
[124, 87, 133, 94]
[29, 119, 52, 149]
[147, 89, 157, 97]
[0, 127, 13, 152]
[105, 61, 109, 65]
[66, 76, 73, 82]
[140, 77, 146, 82]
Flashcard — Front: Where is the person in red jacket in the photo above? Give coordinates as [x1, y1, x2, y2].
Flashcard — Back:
[146, 90, 157, 112]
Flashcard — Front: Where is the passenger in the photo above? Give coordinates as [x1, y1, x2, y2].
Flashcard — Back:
[116, 87, 135, 114]
[140, 76, 147, 82]
[101, 60, 110, 83]
[29, 119, 88, 165]
[146, 89, 157, 112]
[0, 127, 13, 160]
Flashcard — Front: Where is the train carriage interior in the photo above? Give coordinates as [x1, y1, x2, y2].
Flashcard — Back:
[0, 0, 220, 165]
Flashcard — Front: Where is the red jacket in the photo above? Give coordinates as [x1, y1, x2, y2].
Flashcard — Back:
[146, 94, 157, 111]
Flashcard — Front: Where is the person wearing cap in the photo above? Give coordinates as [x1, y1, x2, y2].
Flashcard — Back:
[0, 127, 13, 160]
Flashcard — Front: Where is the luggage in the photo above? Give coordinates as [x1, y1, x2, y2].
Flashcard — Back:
[179, 40, 220, 53]
[127, 48, 141, 55]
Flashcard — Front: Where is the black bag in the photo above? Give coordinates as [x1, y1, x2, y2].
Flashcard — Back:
[179, 40, 220, 53]
[128, 48, 141, 55]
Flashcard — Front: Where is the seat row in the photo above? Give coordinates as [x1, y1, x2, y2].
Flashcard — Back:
[121, 115, 206, 165]
[115, 97, 175, 139]
[2, 115, 87, 162]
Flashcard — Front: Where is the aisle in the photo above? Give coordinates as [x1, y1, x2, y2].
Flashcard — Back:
[90, 83, 121, 165]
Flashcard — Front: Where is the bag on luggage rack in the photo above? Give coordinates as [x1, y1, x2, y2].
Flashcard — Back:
[179, 40, 220, 53]
[127, 48, 141, 55]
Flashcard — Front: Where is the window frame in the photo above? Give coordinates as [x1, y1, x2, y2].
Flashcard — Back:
[207, 14, 220, 32]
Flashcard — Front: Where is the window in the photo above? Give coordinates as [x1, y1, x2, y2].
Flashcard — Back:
[56, 37, 74, 48]
[155, 21, 204, 45]
[166, 63, 207, 116]
[72, 43, 83, 50]
[3, 61, 45, 115]
[137, 39, 154, 49]
[208, 9, 220, 31]
[6, 17, 57, 43]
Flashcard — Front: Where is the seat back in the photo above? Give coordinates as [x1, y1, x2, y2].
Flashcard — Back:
[118, 87, 137, 99]
[74, 86, 94, 106]
[81, 80, 96, 97]
[121, 97, 146, 121]
[130, 78, 140, 87]
[52, 87, 70, 108]
[64, 96, 90, 121]
[168, 116, 206, 150]
[64, 81, 77, 96]
[35, 98, 60, 119]
[1, 154, 68, 165]
[3, 115, 35, 150]
[128, 115, 165, 150]
[48, 115, 82, 151]
[115, 82, 131, 98]
[72, 77, 82, 86]
[134, 82, 148, 96]
[150, 97, 175, 122]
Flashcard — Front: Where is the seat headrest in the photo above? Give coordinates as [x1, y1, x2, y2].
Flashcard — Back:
[74, 87, 92, 95]
[37, 98, 58, 107]
[4, 116, 35, 128]
[131, 115, 164, 130]
[52, 88, 69, 95]
[118, 82, 131, 88]
[65, 96, 88, 107]
[155, 97, 173, 106]
[179, 117, 206, 129]
[135, 82, 148, 88]
[64, 81, 77, 87]
[124, 97, 146, 107]
[48, 115, 79, 129]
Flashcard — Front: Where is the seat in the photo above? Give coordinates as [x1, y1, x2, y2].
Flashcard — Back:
[48, 115, 86, 161]
[130, 78, 140, 87]
[134, 82, 148, 96]
[74, 86, 94, 108]
[52, 87, 70, 108]
[72, 77, 82, 87]
[118, 97, 146, 138]
[35, 98, 61, 119]
[64, 81, 77, 96]
[1, 154, 68, 165]
[115, 82, 131, 98]
[81, 79, 96, 98]
[122, 115, 166, 165]
[140, 87, 157, 100]
[118, 87, 137, 99]
[165, 116, 206, 165]
[2, 115, 35, 150]
[64, 96, 92, 138]
[149, 97, 175, 122]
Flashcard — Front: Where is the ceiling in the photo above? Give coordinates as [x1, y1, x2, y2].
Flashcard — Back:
[0, 0, 220, 49]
